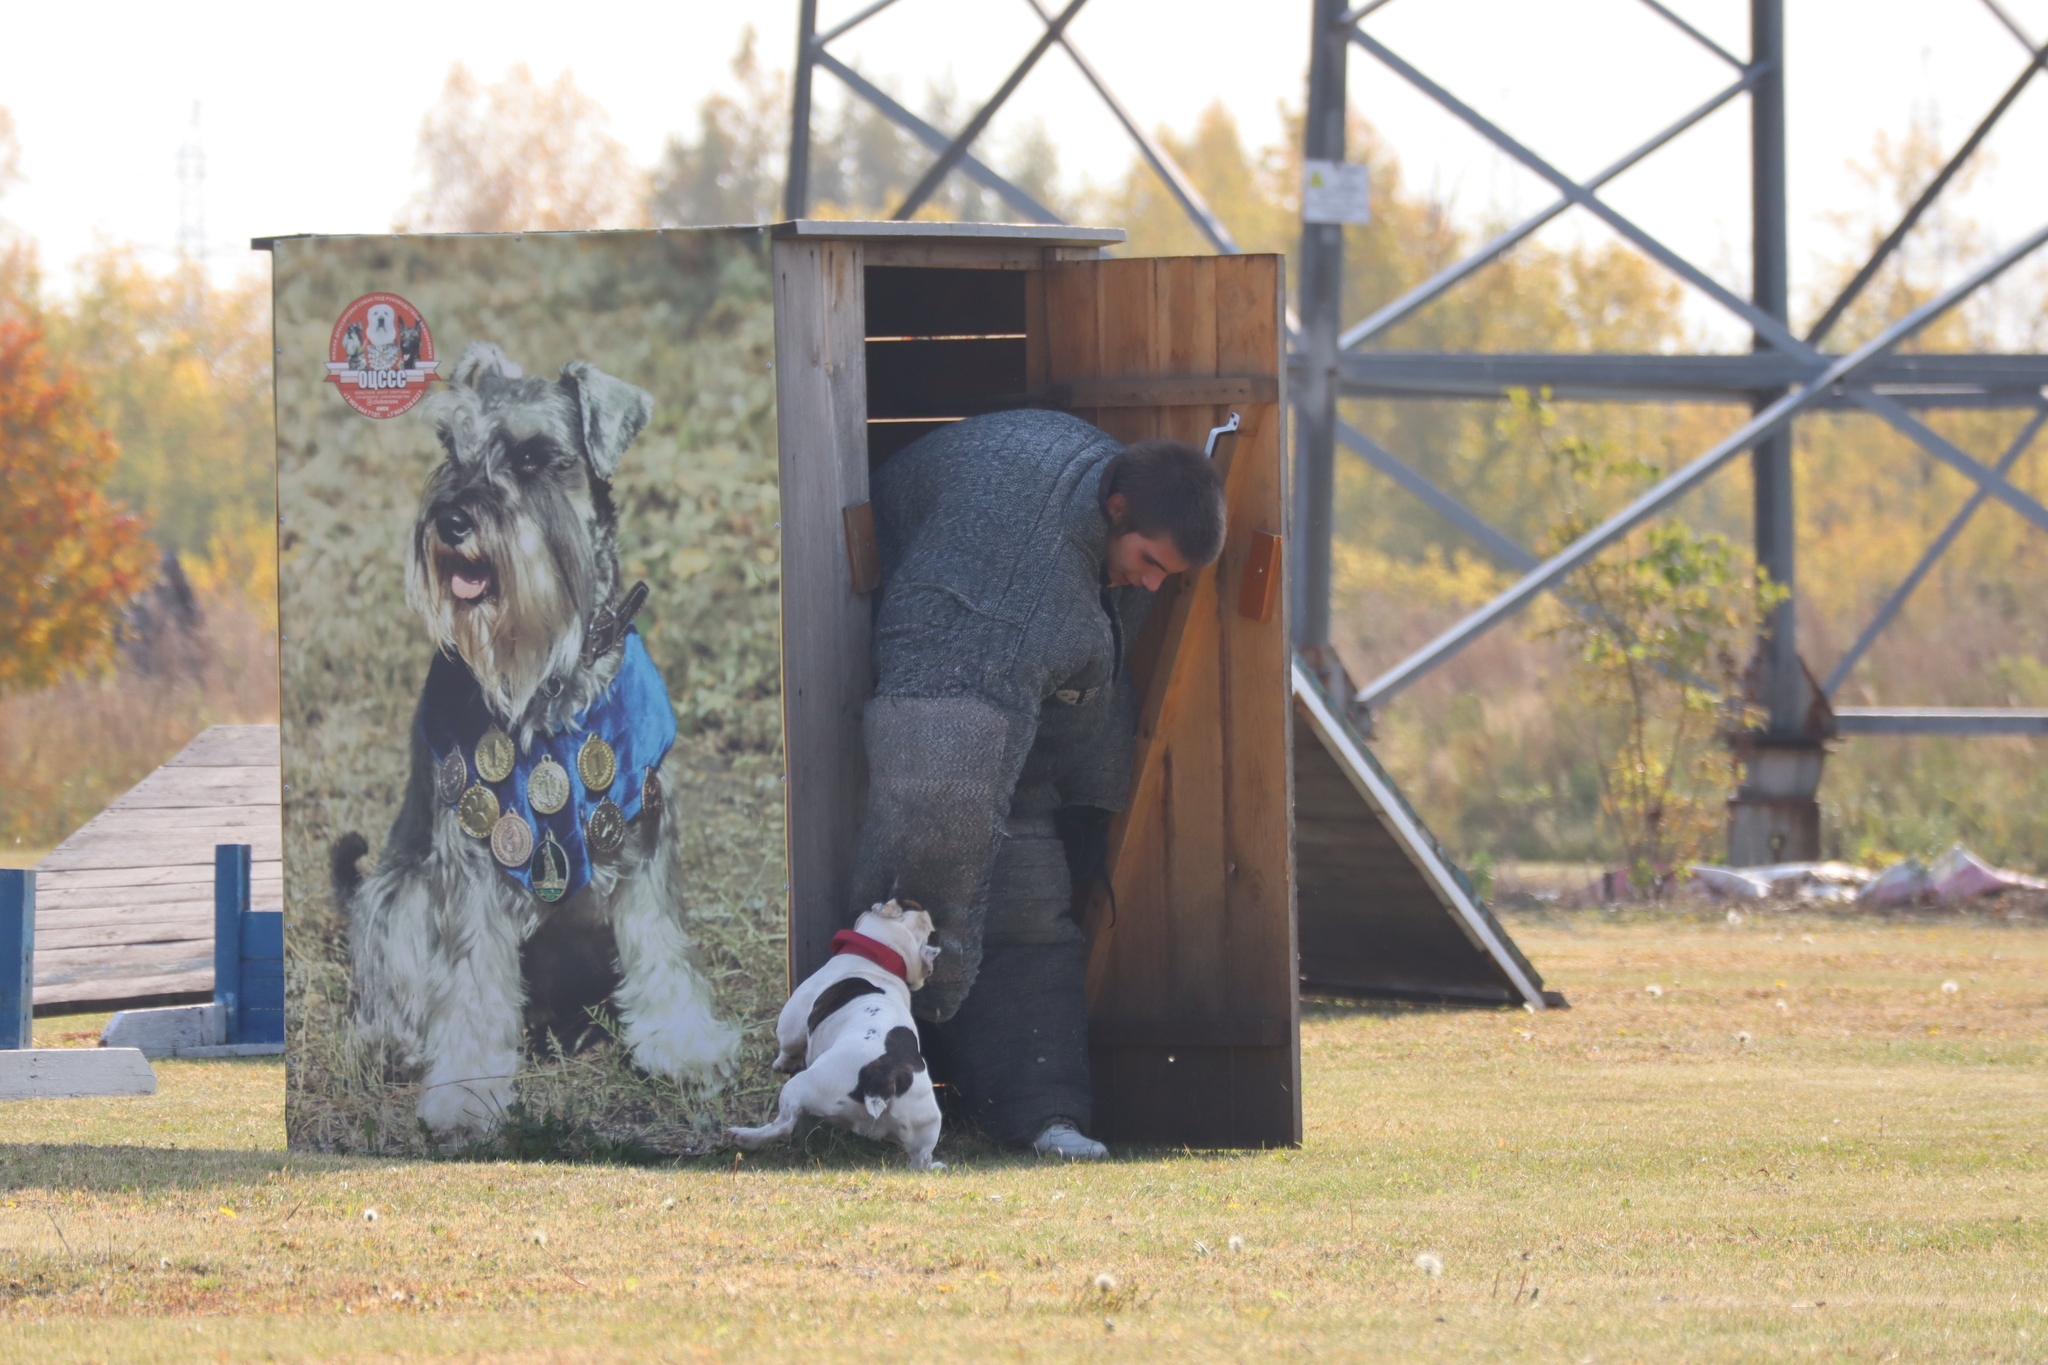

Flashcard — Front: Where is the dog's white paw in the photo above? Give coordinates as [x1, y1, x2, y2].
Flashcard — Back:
[770, 1048, 804, 1074]
[726, 1124, 771, 1150]
[416, 1073, 515, 1137]
[624, 994, 742, 1089]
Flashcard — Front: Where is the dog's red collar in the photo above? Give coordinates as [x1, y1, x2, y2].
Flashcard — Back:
[831, 929, 907, 980]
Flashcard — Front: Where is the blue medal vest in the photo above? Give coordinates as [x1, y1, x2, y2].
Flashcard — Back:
[420, 631, 677, 902]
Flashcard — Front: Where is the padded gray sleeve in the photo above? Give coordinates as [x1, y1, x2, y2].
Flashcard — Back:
[850, 694, 1029, 1022]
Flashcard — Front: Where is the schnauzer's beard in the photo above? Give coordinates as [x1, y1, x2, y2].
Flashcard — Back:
[407, 503, 597, 724]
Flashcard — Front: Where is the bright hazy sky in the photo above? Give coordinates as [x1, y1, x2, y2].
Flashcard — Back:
[4, 0, 2047, 348]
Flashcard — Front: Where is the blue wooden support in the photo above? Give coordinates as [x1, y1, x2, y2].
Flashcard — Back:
[1, 869, 31, 1050]
[213, 844, 283, 1047]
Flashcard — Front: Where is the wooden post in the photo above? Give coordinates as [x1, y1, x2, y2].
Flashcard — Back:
[239, 906, 286, 1046]
[773, 236, 872, 985]
[213, 844, 251, 1045]
[0, 869, 31, 1050]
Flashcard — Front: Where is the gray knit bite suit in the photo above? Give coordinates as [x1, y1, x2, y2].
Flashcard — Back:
[849, 409, 1146, 1145]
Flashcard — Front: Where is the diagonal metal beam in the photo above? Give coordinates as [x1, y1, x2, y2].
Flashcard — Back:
[1340, 67, 1758, 351]
[1339, 420, 1730, 692]
[1633, 0, 1745, 70]
[1338, 421, 1535, 568]
[891, 0, 1087, 220]
[1353, 218, 2048, 711]
[815, 51, 1065, 224]
[1335, 0, 1402, 24]
[1822, 406, 2048, 697]
[1980, 0, 2038, 49]
[1807, 36, 2048, 346]
[1024, 0, 1240, 255]
[1847, 389, 2048, 536]
[812, 0, 907, 49]
[1346, 26, 1806, 357]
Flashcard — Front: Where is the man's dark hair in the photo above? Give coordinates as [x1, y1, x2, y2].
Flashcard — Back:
[1102, 438, 1228, 567]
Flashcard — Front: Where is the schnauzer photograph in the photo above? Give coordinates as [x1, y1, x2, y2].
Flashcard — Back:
[272, 231, 788, 1154]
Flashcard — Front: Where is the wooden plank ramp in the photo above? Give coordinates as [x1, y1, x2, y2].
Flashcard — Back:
[32, 725, 280, 1008]
[1292, 664, 1562, 1010]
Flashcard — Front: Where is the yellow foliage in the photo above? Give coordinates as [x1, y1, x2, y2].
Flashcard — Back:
[1333, 541, 1514, 614]
[187, 505, 279, 629]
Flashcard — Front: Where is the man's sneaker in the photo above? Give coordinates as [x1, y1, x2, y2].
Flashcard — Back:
[1033, 1122, 1107, 1160]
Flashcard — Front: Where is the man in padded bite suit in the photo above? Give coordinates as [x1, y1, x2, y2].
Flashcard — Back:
[848, 408, 1227, 1158]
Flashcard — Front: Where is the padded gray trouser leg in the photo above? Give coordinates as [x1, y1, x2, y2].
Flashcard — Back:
[925, 820, 1091, 1146]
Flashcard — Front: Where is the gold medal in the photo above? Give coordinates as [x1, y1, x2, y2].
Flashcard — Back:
[577, 734, 617, 794]
[490, 812, 535, 868]
[435, 749, 468, 805]
[586, 798, 626, 855]
[456, 783, 501, 838]
[527, 757, 571, 815]
[531, 836, 569, 902]
[475, 726, 516, 784]
[639, 766, 662, 818]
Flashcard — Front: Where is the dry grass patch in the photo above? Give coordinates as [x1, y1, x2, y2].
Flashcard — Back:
[1, 911, 2043, 1362]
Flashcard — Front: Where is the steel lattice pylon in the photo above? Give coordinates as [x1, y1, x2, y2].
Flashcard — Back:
[783, 0, 2048, 862]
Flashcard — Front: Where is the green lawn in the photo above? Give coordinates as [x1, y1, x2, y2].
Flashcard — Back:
[2, 908, 2043, 1362]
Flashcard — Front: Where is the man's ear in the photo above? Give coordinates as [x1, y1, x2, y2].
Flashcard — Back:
[1105, 491, 1128, 530]
[920, 944, 941, 968]
[560, 361, 653, 481]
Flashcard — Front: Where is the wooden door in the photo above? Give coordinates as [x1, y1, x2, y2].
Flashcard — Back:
[1030, 256, 1300, 1148]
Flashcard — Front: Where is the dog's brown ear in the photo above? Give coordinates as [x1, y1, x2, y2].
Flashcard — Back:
[560, 361, 653, 481]
[875, 899, 904, 920]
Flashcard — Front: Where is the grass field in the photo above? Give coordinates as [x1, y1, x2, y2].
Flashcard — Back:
[2, 906, 2043, 1363]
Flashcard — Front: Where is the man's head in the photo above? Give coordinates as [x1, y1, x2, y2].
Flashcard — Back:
[1101, 438, 1228, 590]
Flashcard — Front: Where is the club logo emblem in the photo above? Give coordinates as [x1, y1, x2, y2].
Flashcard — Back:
[327, 292, 439, 418]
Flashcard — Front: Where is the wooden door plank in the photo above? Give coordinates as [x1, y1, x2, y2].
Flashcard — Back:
[1085, 432, 1262, 1002]
[1156, 257, 1219, 450]
[1092, 259, 1158, 446]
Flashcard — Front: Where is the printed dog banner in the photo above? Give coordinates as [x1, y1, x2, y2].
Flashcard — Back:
[273, 231, 786, 1154]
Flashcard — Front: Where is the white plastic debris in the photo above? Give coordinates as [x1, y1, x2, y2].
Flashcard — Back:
[1689, 865, 1772, 899]
[1858, 858, 1931, 906]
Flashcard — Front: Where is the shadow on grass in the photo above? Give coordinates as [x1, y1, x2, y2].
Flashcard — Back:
[0, 1143, 355, 1194]
[1300, 997, 1524, 1022]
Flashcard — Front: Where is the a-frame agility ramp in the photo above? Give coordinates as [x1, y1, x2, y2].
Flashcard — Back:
[1292, 661, 1563, 1011]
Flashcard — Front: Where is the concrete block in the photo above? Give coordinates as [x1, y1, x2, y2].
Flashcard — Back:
[168, 1043, 284, 1059]
[101, 1003, 226, 1057]
[0, 1049, 156, 1100]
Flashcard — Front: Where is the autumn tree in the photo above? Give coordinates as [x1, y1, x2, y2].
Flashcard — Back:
[649, 29, 787, 226]
[0, 107, 20, 198]
[0, 320, 155, 693]
[398, 64, 645, 233]
[48, 247, 275, 560]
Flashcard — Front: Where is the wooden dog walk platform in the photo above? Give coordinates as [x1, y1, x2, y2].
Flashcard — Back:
[32, 725, 281, 1009]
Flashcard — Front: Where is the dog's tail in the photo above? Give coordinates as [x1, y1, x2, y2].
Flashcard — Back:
[331, 832, 369, 909]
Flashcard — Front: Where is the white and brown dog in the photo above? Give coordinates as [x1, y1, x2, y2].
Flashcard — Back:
[729, 900, 945, 1170]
